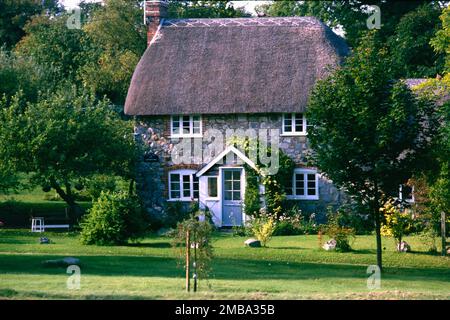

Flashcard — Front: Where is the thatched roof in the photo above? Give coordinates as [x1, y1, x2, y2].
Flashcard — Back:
[124, 17, 349, 116]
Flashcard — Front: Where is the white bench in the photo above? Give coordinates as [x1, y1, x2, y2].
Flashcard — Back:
[31, 218, 70, 232]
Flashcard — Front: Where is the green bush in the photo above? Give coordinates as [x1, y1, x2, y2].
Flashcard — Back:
[80, 191, 148, 245]
[321, 210, 355, 252]
[244, 169, 260, 216]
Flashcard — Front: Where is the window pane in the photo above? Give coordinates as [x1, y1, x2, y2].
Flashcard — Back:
[295, 114, 303, 132]
[170, 174, 180, 199]
[193, 176, 199, 199]
[295, 173, 304, 196]
[224, 181, 232, 191]
[207, 177, 218, 197]
[233, 181, 240, 191]
[172, 117, 180, 135]
[182, 116, 190, 134]
[233, 191, 241, 201]
[284, 114, 292, 132]
[232, 170, 240, 180]
[192, 116, 201, 134]
[183, 175, 191, 198]
[224, 171, 232, 180]
[225, 191, 232, 200]
[307, 174, 316, 196]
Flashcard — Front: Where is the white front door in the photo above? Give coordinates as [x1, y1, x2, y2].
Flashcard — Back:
[222, 169, 243, 226]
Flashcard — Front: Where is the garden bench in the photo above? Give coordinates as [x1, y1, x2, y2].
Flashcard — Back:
[31, 217, 70, 232]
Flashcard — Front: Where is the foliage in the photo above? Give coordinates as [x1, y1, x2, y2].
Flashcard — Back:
[0, 0, 60, 48]
[380, 199, 414, 249]
[307, 31, 438, 269]
[431, 6, 450, 72]
[80, 0, 146, 104]
[168, 1, 249, 19]
[243, 168, 260, 217]
[261, 0, 445, 48]
[0, 88, 136, 221]
[0, 48, 52, 103]
[165, 201, 199, 229]
[420, 223, 439, 253]
[320, 210, 355, 252]
[171, 214, 214, 282]
[247, 209, 277, 247]
[15, 14, 85, 85]
[273, 206, 304, 236]
[80, 191, 148, 245]
[388, 3, 444, 78]
[336, 202, 373, 235]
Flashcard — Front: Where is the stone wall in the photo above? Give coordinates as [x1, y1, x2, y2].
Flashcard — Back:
[134, 114, 346, 224]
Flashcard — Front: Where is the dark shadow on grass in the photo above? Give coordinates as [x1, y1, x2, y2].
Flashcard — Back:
[126, 242, 172, 249]
[1, 253, 449, 283]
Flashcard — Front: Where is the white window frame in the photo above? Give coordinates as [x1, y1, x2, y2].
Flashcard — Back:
[399, 184, 415, 203]
[281, 113, 308, 136]
[286, 169, 319, 200]
[168, 169, 199, 201]
[170, 115, 202, 138]
[206, 176, 219, 200]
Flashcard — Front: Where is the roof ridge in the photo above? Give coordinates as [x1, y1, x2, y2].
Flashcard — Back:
[162, 16, 325, 28]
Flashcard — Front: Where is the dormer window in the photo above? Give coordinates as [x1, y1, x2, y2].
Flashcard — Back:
[282, 113, 309, 136]
[171, 115, 202, 138]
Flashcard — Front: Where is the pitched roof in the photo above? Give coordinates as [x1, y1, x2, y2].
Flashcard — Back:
[124, 17, 349, 116]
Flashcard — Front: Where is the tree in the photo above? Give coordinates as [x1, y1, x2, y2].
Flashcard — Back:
[0, 0, 60, 48]
[306, 32, 437, 270]
[0, 88, 136, 222]
[14, 14, 85, 86]
[79, 0, 147, 105]
[167, 1, 249, 19]
[388, 3, 444, 78]
[262, 1, 447, 48]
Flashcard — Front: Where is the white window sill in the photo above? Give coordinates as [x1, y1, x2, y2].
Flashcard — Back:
[167, 199, 198, 202]
[170, 134, 203, 139]
[280, 133, 307, 137]
[205, 197, 219, 201]
[286, 195, 319, 201]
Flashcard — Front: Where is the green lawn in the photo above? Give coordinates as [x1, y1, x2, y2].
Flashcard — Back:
[0, 230, 449, 300]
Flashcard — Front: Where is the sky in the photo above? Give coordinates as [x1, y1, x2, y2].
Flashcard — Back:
[59, 0, 272, 15]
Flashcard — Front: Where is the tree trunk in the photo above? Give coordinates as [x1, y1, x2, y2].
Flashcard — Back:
[128, 179, 135, 197]
[442, 211, 447, 256]
[374, 206, 383, 272]
[373, 184, 383, 272]
[50, 178, 83, 224]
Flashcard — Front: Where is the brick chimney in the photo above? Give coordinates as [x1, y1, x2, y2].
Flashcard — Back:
[145, 0, 168, 46]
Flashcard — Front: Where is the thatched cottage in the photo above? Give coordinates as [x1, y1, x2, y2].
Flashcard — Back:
[124, 0, 351, 227]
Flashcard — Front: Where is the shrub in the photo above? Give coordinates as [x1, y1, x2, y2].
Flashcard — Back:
[380, 199, 414, 251]
[273, 206, 303, 236]
[335, 203, 373, 235]
[321, 211, 355, 252]
[244, 169, 261, 216]
[247, 209, 277, 247]
[80, 191, 148, 245]
[171, 213, 214, 288]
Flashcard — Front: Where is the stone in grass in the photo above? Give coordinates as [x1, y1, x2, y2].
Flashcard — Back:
[446, 247, 450, 255]
[397, 241, 411, 252]
[244, 238, 261, 248]
[43, 257, 81, 268]
[40, 237, 50, 244]
[323, 239, 337, 251]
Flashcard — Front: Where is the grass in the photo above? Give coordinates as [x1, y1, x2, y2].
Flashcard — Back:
[0, 229, 449, 300]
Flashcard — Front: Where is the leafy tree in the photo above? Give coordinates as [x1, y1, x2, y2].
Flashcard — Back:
[79, 0, 146, 105]
[0, 88, 136, 222]
[14, 14, 85, 85]
[0, 48, 51, 103]
[0, 0, 60, 48]
[262, 1, 447, 48]
[167, 1, 249, 18]
[431, 6, 450, 73]
[388, 3, 444, 78]
[306, 32, 437, 270]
